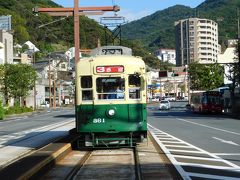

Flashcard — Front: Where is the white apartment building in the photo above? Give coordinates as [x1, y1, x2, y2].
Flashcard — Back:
[218, 39, 238, 85]
[175, 18, 219, 66]
[154, 48, 176, 65]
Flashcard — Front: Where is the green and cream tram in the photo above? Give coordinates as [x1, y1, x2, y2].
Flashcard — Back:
[75, 46, 147, 147]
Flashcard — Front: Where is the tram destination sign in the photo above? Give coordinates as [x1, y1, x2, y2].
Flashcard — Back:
[96, 65, 124, 73]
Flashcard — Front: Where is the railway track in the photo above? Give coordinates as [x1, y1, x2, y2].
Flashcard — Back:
[0, 130, 178, 180]
[43, 149, 139, 180]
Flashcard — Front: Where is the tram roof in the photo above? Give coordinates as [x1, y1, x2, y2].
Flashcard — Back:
[77, 54, 145, 75]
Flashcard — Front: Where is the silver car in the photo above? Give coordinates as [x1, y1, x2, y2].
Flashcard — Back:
[159, 100, 171, 110]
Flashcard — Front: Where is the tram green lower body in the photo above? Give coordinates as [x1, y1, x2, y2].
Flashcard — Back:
[75, 103, 147, 147]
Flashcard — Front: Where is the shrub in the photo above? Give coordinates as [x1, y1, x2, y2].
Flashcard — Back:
[0, 101, 4, 120]
[4, 106, 33, 115]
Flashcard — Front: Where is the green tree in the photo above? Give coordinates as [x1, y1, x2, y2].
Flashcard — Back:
[4, 64, 37, 106]
[0, 100, 4, 120]
[225, 40, 240, 113]
[189, 62, 224, 91]
[164, 81, 174, 95]
[0, 64, 9, 105]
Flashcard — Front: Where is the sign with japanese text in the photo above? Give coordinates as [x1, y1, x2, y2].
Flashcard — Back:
[96, 66, 124, 73]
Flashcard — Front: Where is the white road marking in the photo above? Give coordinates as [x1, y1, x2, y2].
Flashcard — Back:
[176, 118, 240, 136]
[148, 124, 240, 179]
[213, 153, 240, 156]
[212, 137, 240, 146]
[0, 119, 75, 146]
[0, 120, 75, 168]
[187, 172, 240, 180]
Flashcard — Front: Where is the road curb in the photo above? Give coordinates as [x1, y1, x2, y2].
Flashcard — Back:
[0, 132, 77, 180]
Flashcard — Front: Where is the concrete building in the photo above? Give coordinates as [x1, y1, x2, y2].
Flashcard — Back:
[0, 42, 4, 64]
[154, 48, 176, 65]
[218, 39, 238, 85]
[0, 30, 13, 64]
[175, 18, 219, 66]
[28, 51, 73, 108]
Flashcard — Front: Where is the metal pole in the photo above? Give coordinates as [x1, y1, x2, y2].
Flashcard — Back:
[237, 8, 240, 84]
[49, 58, 52, 108]
[33, 52, 36, 110]
[58, 81, 61, 107]
[53, 75, 56, 109]
[74, 0, 80, 65]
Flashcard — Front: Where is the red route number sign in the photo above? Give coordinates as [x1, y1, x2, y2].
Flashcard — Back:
[96, 66, 124, 73]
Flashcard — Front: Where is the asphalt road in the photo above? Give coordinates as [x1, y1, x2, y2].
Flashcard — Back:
[0, 108, 75, 136]
[0, 108, 75, 169]
[148, 101, 240, 167]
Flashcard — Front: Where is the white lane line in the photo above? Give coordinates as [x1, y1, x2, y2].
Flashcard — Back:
[161, 141, 186, 144]
[169, 149, 209, 154]
[188, 172, 240, 180]
[213, 153, 240, 156]
[177, 162, 239, 170]
[0, 119, 74, 146]
[212, 137, 240, 146]
[165, 145, 197, 148]
[176, 118, 240, 136]
[173, 154, 228, 162]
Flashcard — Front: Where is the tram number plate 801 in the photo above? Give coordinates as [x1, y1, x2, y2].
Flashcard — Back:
[93, 118, 105, 123]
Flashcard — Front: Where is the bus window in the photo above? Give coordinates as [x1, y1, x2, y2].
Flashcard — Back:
[96, 77, 125, 100]
[81, 76, 93, 101]
[202, 95, 207, 104]
[129, 74, 141, 99]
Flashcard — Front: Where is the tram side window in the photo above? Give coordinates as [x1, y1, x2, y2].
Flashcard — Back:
[81, 76, 93, 101]
[129, 74, 141, 99]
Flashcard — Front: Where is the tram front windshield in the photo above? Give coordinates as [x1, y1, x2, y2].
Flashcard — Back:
[96, 77, 125, 100]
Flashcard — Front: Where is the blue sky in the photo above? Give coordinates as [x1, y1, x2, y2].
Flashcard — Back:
[52, 0, 205, 21]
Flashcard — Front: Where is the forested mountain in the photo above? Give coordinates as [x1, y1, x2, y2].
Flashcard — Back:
[0, 0, 165, 68]
[122, 0, 240, 51]
[5, 0, 239, 68]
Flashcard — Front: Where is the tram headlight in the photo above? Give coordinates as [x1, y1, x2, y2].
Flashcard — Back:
[108, 109, 115, 116]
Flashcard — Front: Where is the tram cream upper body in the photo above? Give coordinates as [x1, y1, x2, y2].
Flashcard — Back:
[76, 55, 147, 105]
[76, 55, 145, 75]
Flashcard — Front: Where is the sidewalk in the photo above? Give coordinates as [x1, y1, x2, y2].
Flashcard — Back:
[3, 107, 69, 121]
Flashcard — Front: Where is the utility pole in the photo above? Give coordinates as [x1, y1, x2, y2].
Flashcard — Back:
[237, 8, 240, 84]
[48, 58, 52, 108]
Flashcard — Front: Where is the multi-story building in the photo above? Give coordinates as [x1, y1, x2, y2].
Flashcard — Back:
[154, 48, 176, 65]
[0, 30, 13, 64]
[0, 42, 4, 64]
[175, 18, 219, 66]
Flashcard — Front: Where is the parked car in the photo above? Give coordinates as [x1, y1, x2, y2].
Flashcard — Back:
[164, 97, 175, 101]
[159, 100, 171, 110]
[40, 101, 49, 108]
